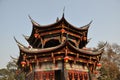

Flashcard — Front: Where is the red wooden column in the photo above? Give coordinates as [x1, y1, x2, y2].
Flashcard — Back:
[52, 71, 55, 80]
[48, 72, 50, 80]
[77, 71, 80, 80]
[79, 73, 82, 80]
[74, 72, 77, 80]
[82, 72, 85, 80]
[67, 71, 70, 80]
[67, 71, 72, 80]
[34, 72, 38, 80]
[39, 71, 42, 80]
[46, 72, 49, 80]
[35, 71, 41, 80]
[48, 71, 55, 80]
[39, 71, 43, 80]
[43, 72, 46, 80]
[72, 71, 74, 80]
[85, 73, 89, 80]
[84, 72, 86, 80]
[37, 71, 40, 80]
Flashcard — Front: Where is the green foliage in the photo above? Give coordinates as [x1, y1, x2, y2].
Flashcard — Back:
[96, 42, 120, 80]
[0, 59, 25, 80]
[98, 61, 119, 80]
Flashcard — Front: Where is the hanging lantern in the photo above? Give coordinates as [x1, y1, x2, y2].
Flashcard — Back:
[37, 35, 40, 38]
[21, 61, 26, 67]
[34, 33, 38, 38]
[97, 63, 102, 69]
[61, 29, 65, 33]
[34, 33, 40, 38]
[97, 63, 102, 67]
[64, 56, 69, 62]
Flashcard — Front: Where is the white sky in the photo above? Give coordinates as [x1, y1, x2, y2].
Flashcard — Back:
[0, 0, 120, 68]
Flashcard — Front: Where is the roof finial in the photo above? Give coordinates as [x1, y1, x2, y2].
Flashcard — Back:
[62, 6, 65, 17]
[56, 17, 59, 22]
[63, 6, 65, 14]
[89, 20, 93, 25]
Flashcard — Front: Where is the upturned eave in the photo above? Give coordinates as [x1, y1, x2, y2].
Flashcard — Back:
[15, 38, 103, 56]
[29, 15, 91, 31]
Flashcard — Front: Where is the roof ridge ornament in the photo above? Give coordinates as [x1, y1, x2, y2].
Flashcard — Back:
[62, 6, 65, 18]
[87, 38, 92, 44]
[10, 56, 18, 61]
[28, 15, 40, 27]
[97, 42, 107, 52]
[56, 17, 59, 22]
[22, 34, 29, 41]
[14, 37, 28, 49]
[80, 20, 93, 29]
[63, 6, 65, 14]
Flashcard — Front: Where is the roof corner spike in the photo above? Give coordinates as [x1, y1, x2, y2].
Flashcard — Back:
[14, 37, 21, 46]
[62, 6, 65, 18]
[22, 34, 29, 41]
[63, 6, 65, 14]
[14, 37, 26, 48]
[62, 13, 65, 19]
[14, 37, 18, 44]
[89, 20, 93, 25]
[80, 20, 93, 29]
[56, 17, 59, 22]
[87, 38, 92, 43]
[98, 42, 107, 52]
[28, 15, 40, 27]
[28, 14, 32, 20]
[10, 56, 17, 60]
[86, 20, 93, 29]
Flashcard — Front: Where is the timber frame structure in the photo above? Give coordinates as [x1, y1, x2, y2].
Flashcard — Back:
[15, 14, 103, 80]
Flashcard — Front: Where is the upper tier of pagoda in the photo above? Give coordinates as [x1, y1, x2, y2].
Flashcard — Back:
[23, 14, 92, 49]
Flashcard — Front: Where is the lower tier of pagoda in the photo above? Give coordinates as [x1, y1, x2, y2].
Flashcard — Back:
[25, 62, 90, 80]
[26, 70, 89, 80]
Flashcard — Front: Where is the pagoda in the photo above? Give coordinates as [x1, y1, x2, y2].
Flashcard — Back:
[15, 14, 103, 80]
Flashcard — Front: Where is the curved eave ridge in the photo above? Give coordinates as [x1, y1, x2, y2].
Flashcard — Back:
[29, 15, 92, 31]
[68, 42, 104, 56]
[80, 20, 92, 30]
[15, 38, 104, 56]
[29, 15, 40, 27]
[14, 37, 28, 49]
[15, 38, 67, 54]
[23, 35, 29, 41]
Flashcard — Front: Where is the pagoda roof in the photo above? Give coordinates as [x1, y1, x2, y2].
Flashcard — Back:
[29, 14, 92, 31]
[15, 37, 104, 56]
